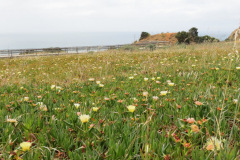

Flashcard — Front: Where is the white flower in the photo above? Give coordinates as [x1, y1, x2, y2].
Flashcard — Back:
[96, 81, 101, 84]
[143, 91, 148, 97]
[89, 78, 95, 81]
[36, 102, 44, 106]
[233, 99, 238, 104]
[152, 96, 159, 101]
[205, 137, 223, 151]
[74, 103, 80, 109]
[144, 78, 148, 81]
[24, 97, 29, 101]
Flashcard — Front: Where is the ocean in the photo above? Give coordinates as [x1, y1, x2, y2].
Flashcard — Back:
[0, 32, 229, 50]
[0, 32, 140, 50]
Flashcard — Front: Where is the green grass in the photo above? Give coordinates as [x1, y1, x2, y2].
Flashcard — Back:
[0, 42, 239, 159]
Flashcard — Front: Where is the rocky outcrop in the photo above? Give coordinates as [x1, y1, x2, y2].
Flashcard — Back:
[226, 27, 240, 41]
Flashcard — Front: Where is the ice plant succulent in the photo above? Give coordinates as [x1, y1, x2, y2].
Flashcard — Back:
[20, 142, 31, 151]
[127, 105, 136, 113]
[79, 115, 90, 123]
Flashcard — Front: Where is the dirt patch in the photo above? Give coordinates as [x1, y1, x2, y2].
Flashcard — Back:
[136, 33, 177, 44]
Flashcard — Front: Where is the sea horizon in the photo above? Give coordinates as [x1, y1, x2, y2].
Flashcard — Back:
[0, 31, 230, 50]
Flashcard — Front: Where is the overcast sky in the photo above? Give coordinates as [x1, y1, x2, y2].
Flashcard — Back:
[1, 0, 240, 34]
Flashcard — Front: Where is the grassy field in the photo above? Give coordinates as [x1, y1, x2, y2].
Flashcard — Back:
[0, 42, 239, 159]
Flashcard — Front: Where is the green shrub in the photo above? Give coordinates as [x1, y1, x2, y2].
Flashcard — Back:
[139, 32, 151, 41]
[175, 31, 190, 44]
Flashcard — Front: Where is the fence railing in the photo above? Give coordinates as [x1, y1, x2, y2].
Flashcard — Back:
[0, 41, 170, 58]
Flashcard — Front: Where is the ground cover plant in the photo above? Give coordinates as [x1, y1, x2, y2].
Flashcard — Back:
[0, 42, 239, 159]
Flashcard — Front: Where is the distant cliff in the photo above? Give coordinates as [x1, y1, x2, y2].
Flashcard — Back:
[226, 27, 240, 41]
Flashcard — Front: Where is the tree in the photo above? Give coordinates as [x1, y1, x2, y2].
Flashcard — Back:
[175, 27, 220, 44]
[139, 32, 151, 41]
[198, 35, 220, 43]
[175, 31, 190, 44]
[188, 27, 198, 42]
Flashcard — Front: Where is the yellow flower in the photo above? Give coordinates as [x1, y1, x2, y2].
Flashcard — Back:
[160, 91, 168, 96]
[215, 67, 219, 70]
[99, 84, 104, 87]
[168, 83, 175, 86]
[151, 77, 155, 81]
[236, 67, 240, 70]
[144, 78, 148, 81]
[127, 105, 136, 112]
[6, 118, 17, 123]
[96, 81, 101, 84]
[93, 107, 99, 112]
[129, 76, 134, 80]
[205, 137, 223, 151]
[79, 114, 90, 123]
[56, 86, 62, 91]
[20, 142, 31, 151]
[24, 97, 29, 101]
[51, 85, 56, 89]
[157, 77, 161, 80]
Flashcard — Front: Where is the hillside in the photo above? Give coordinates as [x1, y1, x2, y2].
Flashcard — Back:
[136, 32, 177, 44]
[226, 27, 240, 41]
